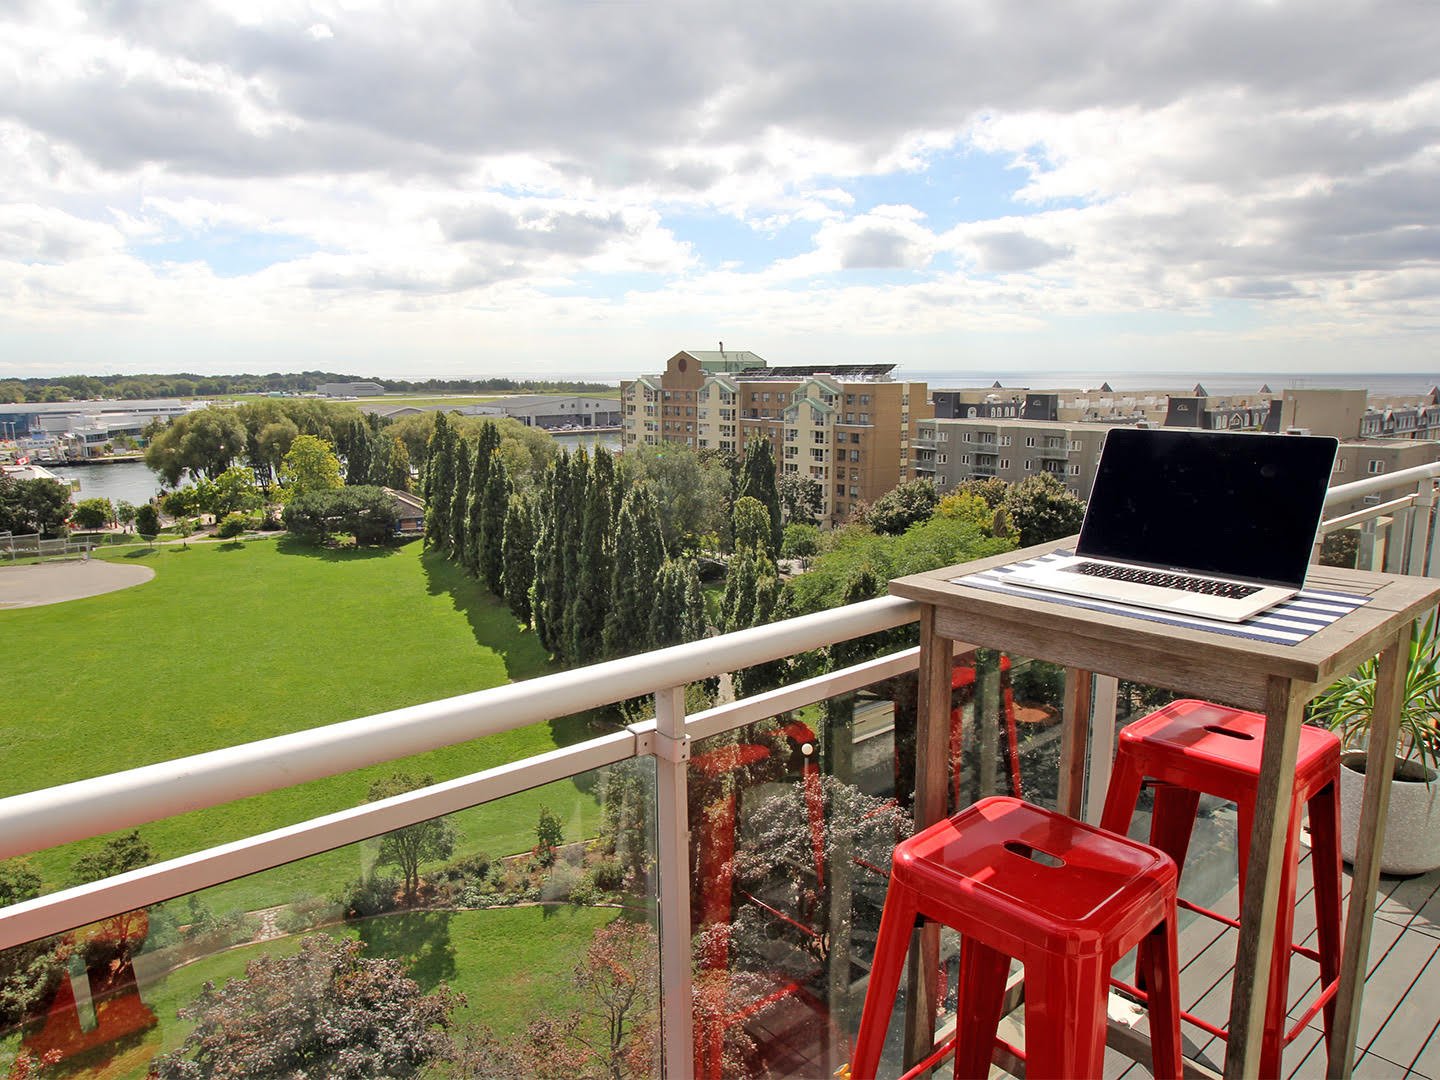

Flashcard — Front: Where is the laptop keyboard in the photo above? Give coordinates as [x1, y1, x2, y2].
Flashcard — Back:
[1066, 561, 1262, 599]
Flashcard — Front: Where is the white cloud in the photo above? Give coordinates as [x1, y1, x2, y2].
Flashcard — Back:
[0, 0, 1438, 375]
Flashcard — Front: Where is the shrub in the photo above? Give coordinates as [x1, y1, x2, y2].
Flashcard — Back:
[216, 512, 247, 539]
[588, 856, 624, 893]
[541, 861, 582, 902]
[340, 873, 400, 919]
[569, 877, 599, 907]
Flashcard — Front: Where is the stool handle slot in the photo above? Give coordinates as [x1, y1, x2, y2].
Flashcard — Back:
[1202, 724, 1255, 740]
[1003, 840, 1065, 868]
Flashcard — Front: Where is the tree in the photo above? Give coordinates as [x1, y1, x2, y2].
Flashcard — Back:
[149, 934, 457, 1079]
[279, 434, 344, 497]
[134, 502, 161, 538]
[737, 436, 782, 554]
[501, 490, 537, 623]
[70, 497, 114, 530]
[374, 431, 413, 490]
[534, 804, 564, 866]
[731, 496, 775, 561]
[0, 858, 41, 907]
[115, 500, 137, 531]
[449, 439, 473, 563]
[282, 487, 398, 545]
[649, 558, 706, 649]
[618, 443, 731, 554]
[604, 485, 666, 656]
[144, 407, 248, 485]
[478, 454, 510, 595]
[203, 466, 262, 520]
[866, 479, 939, 535]
[530, 453, 571, 655]
[565, 450, 613, 665]
[956, 475, 1009, 508]
[255, 417, 299, 479]
[1000, 472, 1086, 546]
[70, 830, 153, 885]
[781, 523, 821, 568]
[423, 412, 456, 550]
[0, 476, 70, 536]
[778, 473, 824, 526]
[161, 485, 201, 519]
[367, 773, 456, 901]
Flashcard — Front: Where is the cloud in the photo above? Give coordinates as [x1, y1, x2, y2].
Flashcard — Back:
[0, 0, 1439, 374]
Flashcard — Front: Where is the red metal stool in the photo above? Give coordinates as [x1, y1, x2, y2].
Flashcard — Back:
[849, 796, 1183, 1080]
[1099, 699, 1343, 1079]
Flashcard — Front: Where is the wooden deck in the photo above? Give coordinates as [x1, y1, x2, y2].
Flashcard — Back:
[1102, 850, 1440, 1079]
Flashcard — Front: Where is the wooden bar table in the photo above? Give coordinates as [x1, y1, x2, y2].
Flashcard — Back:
[889, 538, 1440, 1079]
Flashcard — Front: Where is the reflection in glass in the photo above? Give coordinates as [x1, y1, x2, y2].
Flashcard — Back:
[0, 763, 658, 1079]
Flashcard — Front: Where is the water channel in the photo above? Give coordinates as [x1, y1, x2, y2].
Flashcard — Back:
[49, 431, 622, 505]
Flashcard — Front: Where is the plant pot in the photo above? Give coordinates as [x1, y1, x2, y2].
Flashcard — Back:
[1337, 750, 1440, 875]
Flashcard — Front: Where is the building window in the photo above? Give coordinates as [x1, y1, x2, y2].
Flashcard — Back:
[961, 454, 970, 465]
[836, 484, 845, 495]
[850, 433, 861, 444]
[965, 433, 973, 443]
[1368, 459, 1386, 474]
[1000, 436, 1012, 446]
[859, 413, 870, 424]
[1070, 463, 1080, 476]
[849, 449, 860, 462]
[1025, 459, 1034, 471]
[938, 453, 948, 464]
[1000, 459, 1010, 469]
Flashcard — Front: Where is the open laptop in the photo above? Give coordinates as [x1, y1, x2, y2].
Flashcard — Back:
[1003, 427, 1338, 622]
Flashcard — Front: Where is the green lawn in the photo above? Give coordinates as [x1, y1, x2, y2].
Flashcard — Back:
[1, 538, 606, 909]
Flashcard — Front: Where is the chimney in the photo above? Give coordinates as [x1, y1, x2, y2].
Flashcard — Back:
[719, 341, 725, 357]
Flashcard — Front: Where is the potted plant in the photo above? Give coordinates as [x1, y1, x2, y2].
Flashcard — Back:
[1308, 611, 1440, 875]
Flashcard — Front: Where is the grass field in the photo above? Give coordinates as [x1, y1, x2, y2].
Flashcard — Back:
[1, 538, 608, 910]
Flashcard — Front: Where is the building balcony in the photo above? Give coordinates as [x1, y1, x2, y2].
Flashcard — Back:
[1036, 443, 1069, 459]
[1, 466, 1438, 1079]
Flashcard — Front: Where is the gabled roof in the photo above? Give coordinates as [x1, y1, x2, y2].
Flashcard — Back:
[1099, 382, 1114, 393]
[1193, 383, 1209, 397]
[679, 349, 766, 372]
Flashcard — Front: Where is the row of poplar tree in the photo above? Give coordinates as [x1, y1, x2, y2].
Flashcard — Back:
[420, 413, 725, 667]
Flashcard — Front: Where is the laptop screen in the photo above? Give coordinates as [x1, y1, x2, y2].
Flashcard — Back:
[1077, 428, 1339, 589]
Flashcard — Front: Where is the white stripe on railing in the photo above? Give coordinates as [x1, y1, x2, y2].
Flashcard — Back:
[0, 595, 921, 861]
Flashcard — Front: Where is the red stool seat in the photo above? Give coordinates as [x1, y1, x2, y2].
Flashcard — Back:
[1100, 699, 1343, 1078]
[849, 796, 1183, 1079]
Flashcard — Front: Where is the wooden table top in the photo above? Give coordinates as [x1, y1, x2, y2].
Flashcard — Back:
[889, 537, 1440, 712]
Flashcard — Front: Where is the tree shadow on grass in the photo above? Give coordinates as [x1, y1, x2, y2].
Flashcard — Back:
[121, 548, 159, 560]
[274, 535, 409, 561]
[357, 910, 456, 991]
[215, 541, 247, 553]
[419, 548, 594, 750]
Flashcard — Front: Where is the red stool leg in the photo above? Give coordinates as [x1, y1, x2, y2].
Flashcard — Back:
[1136, 912, 1184, 1079]
[1099, 749, 1148, 837]
[1307, 779, 1344, 1044]
[1148, 783, 1203, 874]
[850, 877, 920, 1080]
[953, 937, 1009, 1079]
[1257, 805, 1304, 1080]
[1025, 953, 1109, 1080]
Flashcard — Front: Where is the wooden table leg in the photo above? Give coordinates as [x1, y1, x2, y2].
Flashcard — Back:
[903, 606, 954, 1070]
[1328, 624, 1412, 1078]
[1057, 667, 1093, 818]
[1224, 676, 1305, 1079]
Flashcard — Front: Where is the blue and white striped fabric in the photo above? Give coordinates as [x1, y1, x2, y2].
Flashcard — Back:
[951, 551, 1370, 646]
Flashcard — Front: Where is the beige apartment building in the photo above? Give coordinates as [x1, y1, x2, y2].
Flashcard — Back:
[915, 385, 1440, 509]
[621, 350, 932, 526]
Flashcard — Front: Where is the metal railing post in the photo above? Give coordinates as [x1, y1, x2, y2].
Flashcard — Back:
[653, 684, 695, 1079]
[1411, 481, 1437, 577]
[1386, 509, 1412, 574]
[1084, 675, 1120, 824]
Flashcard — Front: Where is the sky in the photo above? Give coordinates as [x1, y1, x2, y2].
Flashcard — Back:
[2, 0, 1439, 382]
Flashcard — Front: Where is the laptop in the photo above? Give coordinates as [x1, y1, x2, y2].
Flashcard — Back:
[1003, 427, 1338, 622]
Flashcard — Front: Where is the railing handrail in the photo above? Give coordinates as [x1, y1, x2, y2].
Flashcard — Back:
[0, 595, 920, 860]
[1323, 460, 1440, 507]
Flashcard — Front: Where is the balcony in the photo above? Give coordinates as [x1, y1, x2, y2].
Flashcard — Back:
[1, 466, 1438, 1079]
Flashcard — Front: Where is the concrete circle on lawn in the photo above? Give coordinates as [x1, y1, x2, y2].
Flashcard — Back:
[0, 560, 156, 609]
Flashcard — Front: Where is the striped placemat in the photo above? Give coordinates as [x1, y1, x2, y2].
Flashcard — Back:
[950, 551, 1370, 646]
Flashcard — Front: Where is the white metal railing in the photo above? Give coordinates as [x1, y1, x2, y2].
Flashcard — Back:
[1317, 460, 1440, 576]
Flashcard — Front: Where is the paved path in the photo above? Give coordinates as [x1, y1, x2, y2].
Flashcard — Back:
[0, 559, 155, 609]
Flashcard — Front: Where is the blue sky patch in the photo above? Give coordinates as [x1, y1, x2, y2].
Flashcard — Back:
[132, 228, 319, 277]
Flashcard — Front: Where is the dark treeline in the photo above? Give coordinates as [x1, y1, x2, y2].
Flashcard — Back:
[0, 372, 614, 403]
[421, 412, 710, 668]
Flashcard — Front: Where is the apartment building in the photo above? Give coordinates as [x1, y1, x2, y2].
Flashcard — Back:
[915, 385, 1440, 511]
[913, 417, 1112, 500]
[621, 350, 931, 526]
